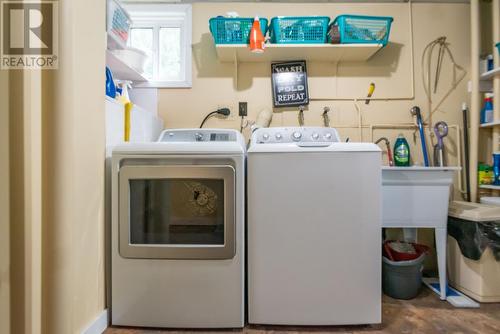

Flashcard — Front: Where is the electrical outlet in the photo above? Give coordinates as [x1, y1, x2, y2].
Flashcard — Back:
[239, 102, 248, 117]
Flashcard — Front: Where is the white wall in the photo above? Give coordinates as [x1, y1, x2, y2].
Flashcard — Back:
[41, 0, 106, 333]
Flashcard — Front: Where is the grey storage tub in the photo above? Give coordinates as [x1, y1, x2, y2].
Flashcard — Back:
[382, 253, 426, 299]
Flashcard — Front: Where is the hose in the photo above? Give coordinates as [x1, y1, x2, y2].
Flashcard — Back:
[421, 37, 467, 135]
[375, 137, 394, 166]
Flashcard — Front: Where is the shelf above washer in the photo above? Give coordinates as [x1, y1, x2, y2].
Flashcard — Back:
[215, 43, 384, 63]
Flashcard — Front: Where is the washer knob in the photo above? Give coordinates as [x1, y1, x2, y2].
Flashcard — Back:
[292, 131, 302, 141]
[324, 132, 333, 140]
[275, 133, 282, 140]
[312, 133, 320, 140]
[195, 132, 204, 141]
[262, 133, 270, 141]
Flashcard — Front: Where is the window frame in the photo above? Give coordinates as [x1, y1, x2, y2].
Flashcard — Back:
[124, 4, 192, 88]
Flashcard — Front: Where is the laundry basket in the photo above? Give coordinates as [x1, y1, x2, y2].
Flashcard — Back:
[330, 15, 393, 46]
[269, 16, 330, 44]
[209, 17, 268, 44]
[107, 0, 132, 46]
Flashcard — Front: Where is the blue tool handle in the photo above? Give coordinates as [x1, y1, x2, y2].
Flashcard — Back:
[417, 116, 430, 167]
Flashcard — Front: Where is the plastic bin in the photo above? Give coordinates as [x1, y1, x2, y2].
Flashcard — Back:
[480, 197, 500, 206]
[330, 15, 393, 46]
[447, 201, 500, 302]
[382, 253, 426, 300]
[269, 16, 330, 44]
[107, 0, 132, 46]
[384, 240, 430, 261]
[209, 17, 268, 44]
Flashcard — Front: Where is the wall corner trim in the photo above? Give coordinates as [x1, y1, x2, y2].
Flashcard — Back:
[81, 309, 108, 334]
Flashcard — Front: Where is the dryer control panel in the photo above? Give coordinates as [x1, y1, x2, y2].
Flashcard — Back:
[158, 129, 237, 142]
[253, 127, 340, 144]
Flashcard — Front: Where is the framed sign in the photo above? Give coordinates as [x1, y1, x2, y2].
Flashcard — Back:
[271, 61, 309, 108]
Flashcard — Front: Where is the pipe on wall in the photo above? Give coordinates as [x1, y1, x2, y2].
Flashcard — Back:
[470, 0, 480, 202]
[493, 0, 500, 156]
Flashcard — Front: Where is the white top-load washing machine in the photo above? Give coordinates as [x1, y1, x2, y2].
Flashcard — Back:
[110, 129, 245, 328]
[247, 127, 382, 326]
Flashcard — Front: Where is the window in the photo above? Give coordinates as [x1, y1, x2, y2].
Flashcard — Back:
[125, 4, 192, 88]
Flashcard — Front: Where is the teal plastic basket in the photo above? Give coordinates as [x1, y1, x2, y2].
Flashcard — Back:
[331, 15, 393, 46]
[209, 17, 268, 44]
[270, 16, 330, 44]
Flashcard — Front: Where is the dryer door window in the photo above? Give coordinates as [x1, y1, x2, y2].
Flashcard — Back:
[119, 165, 235, 259]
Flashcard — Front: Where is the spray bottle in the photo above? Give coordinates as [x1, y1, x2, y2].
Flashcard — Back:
[481, 93, 494, 124]
[115, 80, 133, 104]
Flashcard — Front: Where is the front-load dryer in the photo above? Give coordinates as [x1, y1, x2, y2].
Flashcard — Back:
[110, 129, 245, 328]
[247, 127, 381, 326]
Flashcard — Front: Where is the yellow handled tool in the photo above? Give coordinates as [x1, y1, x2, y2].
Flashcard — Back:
[365, 82, 375, 105]
[124, 102, 133, 142]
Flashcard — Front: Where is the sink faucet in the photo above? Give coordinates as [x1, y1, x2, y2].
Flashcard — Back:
[375, 137, 394, 166]
[298, 106, 305, 127]
[322, 106, 331, 127]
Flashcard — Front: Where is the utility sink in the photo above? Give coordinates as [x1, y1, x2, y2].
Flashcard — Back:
[382, 166, 461, 228]
[381, 166, 461, 300]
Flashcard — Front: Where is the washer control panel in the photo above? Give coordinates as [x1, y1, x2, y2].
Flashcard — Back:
[255, 127, 340, 144]
[159, 129, 237, 142]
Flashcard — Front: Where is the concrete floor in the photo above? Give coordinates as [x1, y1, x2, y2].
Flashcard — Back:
[105, 289, 500, 334]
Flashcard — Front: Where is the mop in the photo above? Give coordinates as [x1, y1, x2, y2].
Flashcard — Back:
[423, 278, 479, 308]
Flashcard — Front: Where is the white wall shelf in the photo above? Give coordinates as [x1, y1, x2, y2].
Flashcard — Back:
[479, 184, 500, 190]
[468, 79, 492, 93]
[215, 43, 384, 63]
[106, 50, 147, 82]
[480, 120, 500, 128]
[480, 67, 500, 80]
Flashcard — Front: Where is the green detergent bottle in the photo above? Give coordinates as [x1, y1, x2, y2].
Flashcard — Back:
[394, 134, 410, 166]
